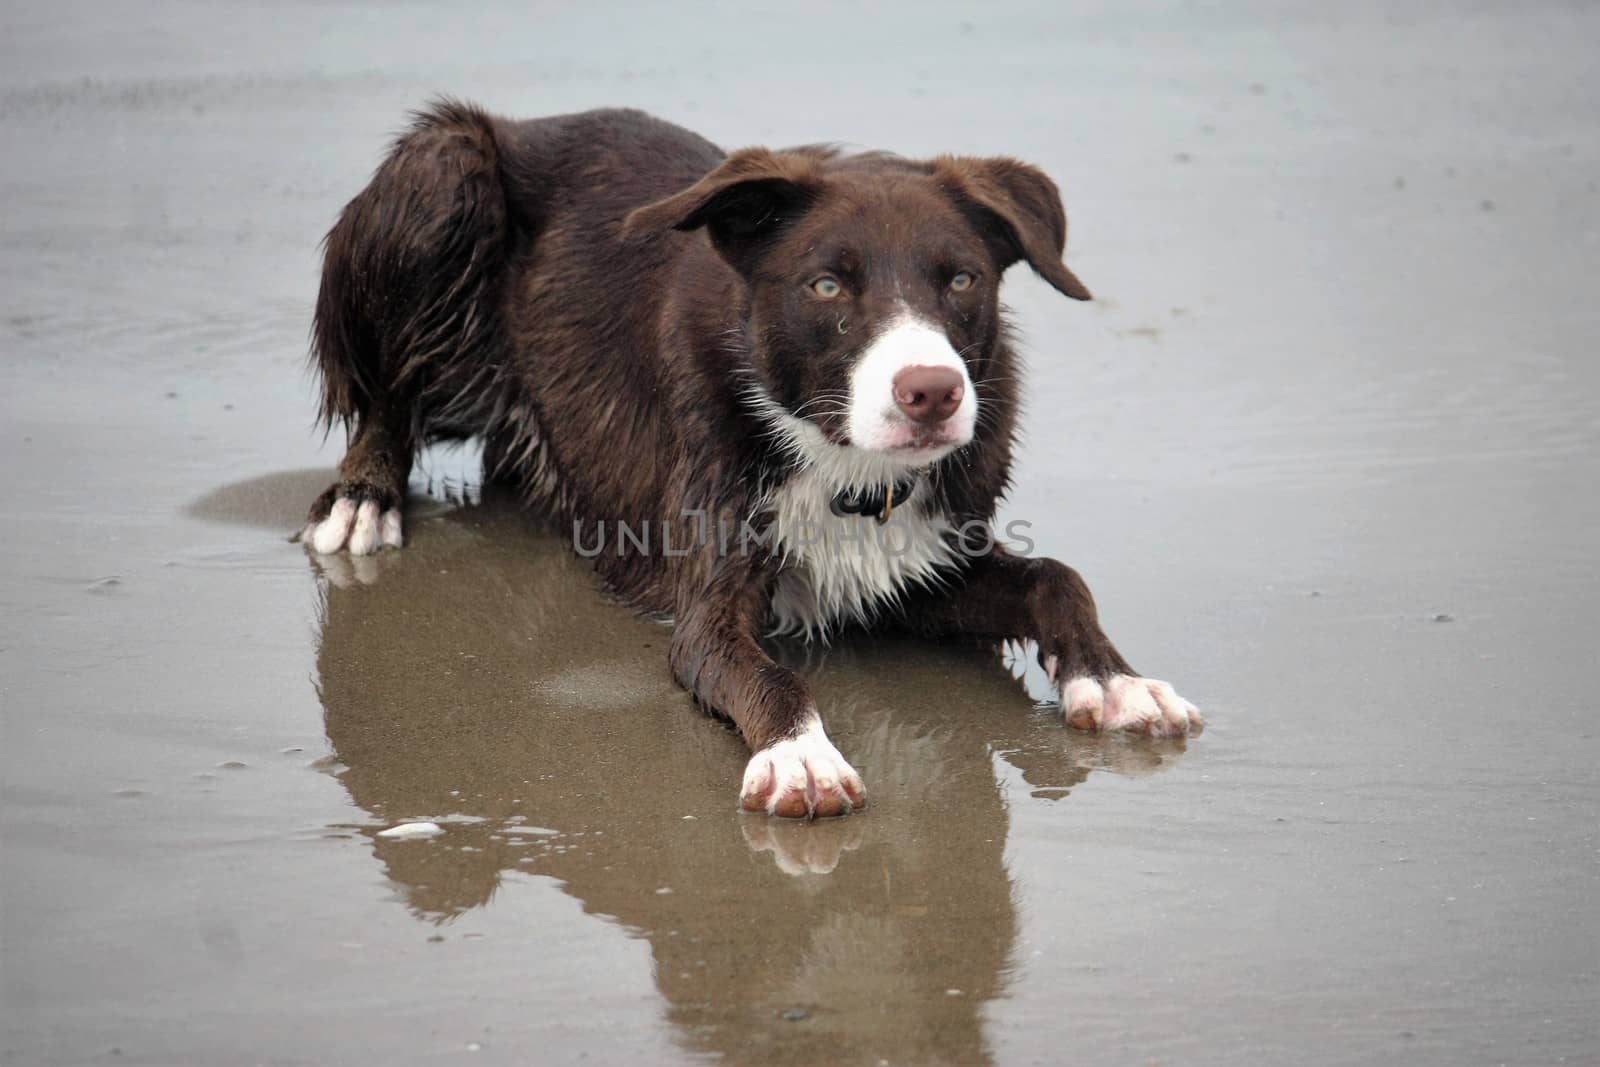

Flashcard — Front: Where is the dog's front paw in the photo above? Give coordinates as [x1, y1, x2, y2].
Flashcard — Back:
[300, 483, 403, 557]
[740, 720, 867, 819]
[1061, 674, 1203, 737]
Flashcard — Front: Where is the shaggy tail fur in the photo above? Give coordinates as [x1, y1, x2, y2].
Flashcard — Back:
[310, 98, 511, 443]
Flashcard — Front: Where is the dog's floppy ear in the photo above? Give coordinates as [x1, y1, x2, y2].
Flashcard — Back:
[935, 156, 1092, 301]
[623, 147, 826, 275]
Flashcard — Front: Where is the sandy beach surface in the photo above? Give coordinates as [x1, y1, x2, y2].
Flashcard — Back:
[3, 2, 1597, 1064]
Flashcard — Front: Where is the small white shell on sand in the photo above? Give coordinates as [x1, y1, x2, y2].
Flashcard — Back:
[377, 821, 444, 840]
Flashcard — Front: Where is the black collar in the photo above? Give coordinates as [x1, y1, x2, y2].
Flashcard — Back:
[829, 475, 919, 523]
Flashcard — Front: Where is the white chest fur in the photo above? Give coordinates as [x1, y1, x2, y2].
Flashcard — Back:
[763, 469, 962, 638]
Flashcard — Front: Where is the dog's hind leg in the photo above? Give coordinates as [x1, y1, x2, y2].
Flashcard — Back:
[302, 415, 411, 554]
[301, 100, 509, 555]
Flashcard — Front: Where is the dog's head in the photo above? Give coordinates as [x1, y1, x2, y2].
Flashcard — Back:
[625, 146, 1091, 481]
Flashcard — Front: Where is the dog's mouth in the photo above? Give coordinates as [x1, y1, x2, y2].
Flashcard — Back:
[851, 417, 971, 457]
[804, 410, 969, 456]
[796, 392, 974, 458]
[906, 422, 968, 449]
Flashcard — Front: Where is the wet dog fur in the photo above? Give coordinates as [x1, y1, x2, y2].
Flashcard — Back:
[301, 100, 1201, 818]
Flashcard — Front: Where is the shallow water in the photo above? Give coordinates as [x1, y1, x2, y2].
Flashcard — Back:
[3, 2, 1598, 1065]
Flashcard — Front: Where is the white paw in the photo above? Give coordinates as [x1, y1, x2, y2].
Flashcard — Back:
[1062, 674, 1202, 737]
[740, 717, 867, 818]
[303, 497, 403, 556]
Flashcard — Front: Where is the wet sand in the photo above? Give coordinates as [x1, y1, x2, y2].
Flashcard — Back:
[3, 2, 1598, 1064]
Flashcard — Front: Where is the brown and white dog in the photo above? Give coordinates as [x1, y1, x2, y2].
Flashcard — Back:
[300, 101, 1202, 818]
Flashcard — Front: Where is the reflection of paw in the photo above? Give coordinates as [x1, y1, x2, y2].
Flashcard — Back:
[1062, 674, 1202, 737]
[740, 718, 867, 818]
[740, 812, 866, 875]
[307, 548, 397, 589]
[1068, 732, 1191, 779]
[301, 485, 402, 557]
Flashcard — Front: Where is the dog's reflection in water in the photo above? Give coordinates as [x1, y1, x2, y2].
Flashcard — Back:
[311, 496, 1188, 1063]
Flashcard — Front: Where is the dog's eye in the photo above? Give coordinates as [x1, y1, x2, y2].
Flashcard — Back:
[949, 271, 976, 293]
[810, 276, 843, 299]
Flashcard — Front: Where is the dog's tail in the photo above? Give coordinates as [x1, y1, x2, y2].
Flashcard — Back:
[310, 98, 511, 439]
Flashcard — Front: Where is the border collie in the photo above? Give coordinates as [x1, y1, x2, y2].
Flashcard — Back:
[300, 101, 1202, 818]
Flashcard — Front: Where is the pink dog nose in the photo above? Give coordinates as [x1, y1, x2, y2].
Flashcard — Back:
[892, 365, 964, 424]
